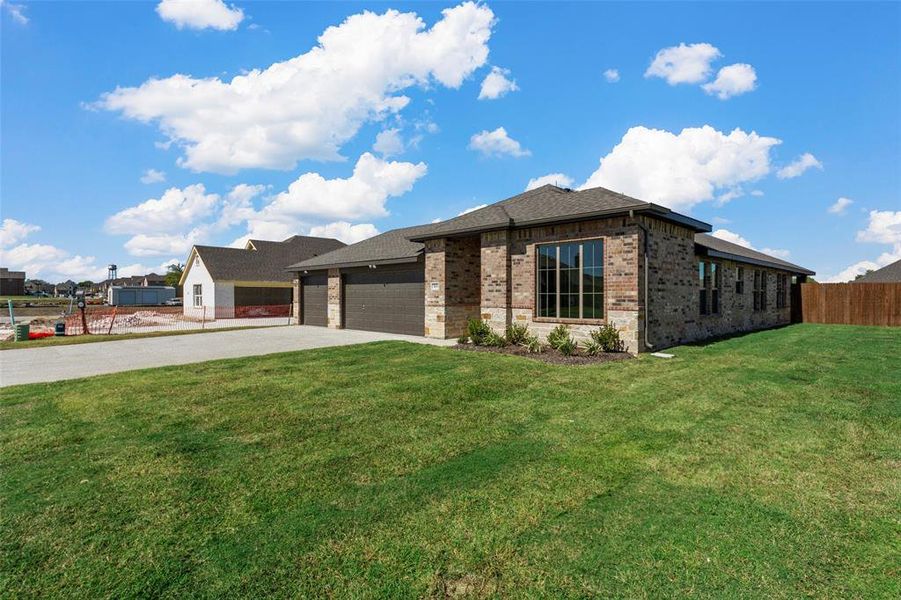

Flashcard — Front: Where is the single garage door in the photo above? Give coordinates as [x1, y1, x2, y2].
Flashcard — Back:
[301, 275, 328, 326]
[343, 265, 424, 336]
[234, 286, 292, 306]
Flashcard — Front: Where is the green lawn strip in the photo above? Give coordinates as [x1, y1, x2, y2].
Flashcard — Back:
[1, 324, 898, 597]
[0, 325, 274, 350]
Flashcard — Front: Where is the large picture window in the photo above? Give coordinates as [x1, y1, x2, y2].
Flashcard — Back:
[537, 239, 604, 320]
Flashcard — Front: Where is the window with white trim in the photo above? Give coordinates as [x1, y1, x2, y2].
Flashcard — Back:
[537, 239, 604, 319]
[193, 284, 203, 307]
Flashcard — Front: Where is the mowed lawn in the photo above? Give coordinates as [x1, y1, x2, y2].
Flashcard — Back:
[1, 325, 898, 598]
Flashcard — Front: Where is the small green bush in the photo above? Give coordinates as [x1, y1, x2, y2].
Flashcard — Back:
[457, 334, 469, 344]
[583, 339, 603, 356]
[525, 334, 542, 354]
[590, 324, 625, 353]
[546, 324, 571, 350]
[557, 336, 577, 356]
[467, 319, 492, 346]
[485, 331, 507, 347]
[505, 322, 530, 345]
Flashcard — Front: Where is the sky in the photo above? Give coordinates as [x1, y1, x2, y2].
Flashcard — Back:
[1, 0, 899, 283]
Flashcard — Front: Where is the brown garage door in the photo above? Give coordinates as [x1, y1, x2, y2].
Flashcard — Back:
[301, 275, 328, 326]
[342, 265, 424, 336]
[234, 286, 292, 306]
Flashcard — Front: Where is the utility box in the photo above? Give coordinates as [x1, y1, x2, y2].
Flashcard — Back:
[107, 286, 176, 306]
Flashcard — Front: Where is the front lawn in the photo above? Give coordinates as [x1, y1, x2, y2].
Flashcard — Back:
[1, 324, 898, 598]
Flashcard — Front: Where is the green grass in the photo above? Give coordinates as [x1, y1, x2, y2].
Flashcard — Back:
[0, 326, 269, 351]
[1, 296, 70, 305]
[1, 324, 898, 598]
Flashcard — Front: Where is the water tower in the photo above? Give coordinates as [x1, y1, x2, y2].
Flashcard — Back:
[107, 264, 117, 281]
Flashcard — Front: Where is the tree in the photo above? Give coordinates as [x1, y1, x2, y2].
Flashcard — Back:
[78, 280, 94, 288]
[853, 269, 874, 281]
[165, 263, 185, 287]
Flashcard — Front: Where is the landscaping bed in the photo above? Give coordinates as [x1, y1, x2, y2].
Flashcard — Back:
[454, 342, 632, 365]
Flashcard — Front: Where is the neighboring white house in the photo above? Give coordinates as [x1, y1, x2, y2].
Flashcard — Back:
[180, 236, 345, 319]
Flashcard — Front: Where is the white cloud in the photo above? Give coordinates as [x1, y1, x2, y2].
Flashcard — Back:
[1, 219, 41, 248]
[469, 127, 530, 158]
[581, 125, 780, 211]
[702, 63, 757, 99]
[776, 152, 823, 179]
[711, 229, 752, 248]
[645, 43, 721, 85]
[259, 153, 426, 222]
[373, 128, 405, 157]
[156, 0, 244, 31]
[478, 66, 518, 100]
[1, 0, 28, 25]
[308, 222, 379, 244]
[856, 210, 901, 245]
[123, 232, 201, 257]
[526, 173, 574, 190]
[828, 197, 854, 215]
[711, 229, 790, 259]
[458, 204, 488, 216]
[715, 187, 745, 205]
[140, 168, 166, 184]
[99, 2, 495, 173]
[603, 69, 620, 83]
[824, 241, 901, 283]
[750, 190, 764, 197]
[105, 184, 221, 235]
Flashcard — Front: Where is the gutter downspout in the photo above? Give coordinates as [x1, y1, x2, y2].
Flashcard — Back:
[629, 210, 654, 350]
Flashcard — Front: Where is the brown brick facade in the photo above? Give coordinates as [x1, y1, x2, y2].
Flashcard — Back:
[643, 216, 792, 349]
[425, 237, 481, 338]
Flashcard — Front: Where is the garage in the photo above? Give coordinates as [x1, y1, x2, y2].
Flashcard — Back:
[234, 286, 292, 307]
[342, 265, 424, 336]
[301, 274, 328, 326]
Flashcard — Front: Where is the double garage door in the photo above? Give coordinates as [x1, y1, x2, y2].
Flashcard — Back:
[301, 265, 424, 336]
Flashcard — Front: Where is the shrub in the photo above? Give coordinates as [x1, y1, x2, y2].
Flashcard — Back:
[583, 339, 603, 356]
[505, 322, 530, 345]
[557, 336, 577, 356]
[467, 319, 492, 346]
[546, 324, 571, 350]
[590, 324, 625, 353]
[524, 334, 542, 354]
[457, 334, 469, 344]
[485, 331, 507, 347]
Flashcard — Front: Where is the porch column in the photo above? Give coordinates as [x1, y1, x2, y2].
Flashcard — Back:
[424, 238, 448, 338]
[480, 230, 511, 333]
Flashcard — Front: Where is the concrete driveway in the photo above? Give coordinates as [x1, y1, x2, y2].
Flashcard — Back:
[0, 326, 454, 387]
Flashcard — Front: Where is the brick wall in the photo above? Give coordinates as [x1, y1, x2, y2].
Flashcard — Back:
[644, 216, 793, 349]
[490, 217, 643, 353]
[327, 268, 342, 328]
[425, 237, 481, 338]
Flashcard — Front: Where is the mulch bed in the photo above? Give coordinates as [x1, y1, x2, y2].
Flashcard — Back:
[453, 343, 633, 365]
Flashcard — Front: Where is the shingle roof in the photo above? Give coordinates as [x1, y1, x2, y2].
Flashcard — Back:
[194, 235, 345, 281]
[408, 184, 710, 240]
[287, 224, 440, 271]
[695, 233, 815, 275]
[853, 258, 901, 283]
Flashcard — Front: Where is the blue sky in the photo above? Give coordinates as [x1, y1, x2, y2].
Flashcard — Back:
[2, 0, 899, 283]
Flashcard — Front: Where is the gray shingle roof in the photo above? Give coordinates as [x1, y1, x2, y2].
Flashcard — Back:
[195, 235, 345, 281]
[287, 224, 440, 271]
[853, 258, 901, 283]
[695, 233, 814, 275]
[408, 184, 710, 240]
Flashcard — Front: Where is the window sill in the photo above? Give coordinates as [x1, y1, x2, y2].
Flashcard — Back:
[533, 317, 606, 325]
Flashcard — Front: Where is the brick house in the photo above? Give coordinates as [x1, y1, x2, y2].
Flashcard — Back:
[287, 185, 814, 353]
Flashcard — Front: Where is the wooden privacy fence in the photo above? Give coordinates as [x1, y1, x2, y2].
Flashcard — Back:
[799, 282, 901, 326]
